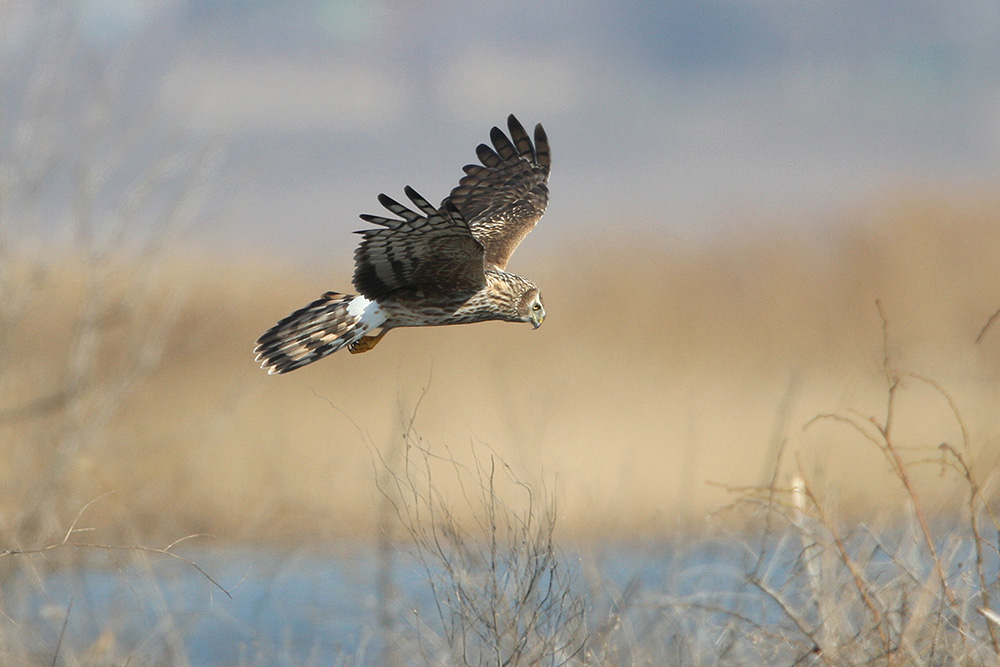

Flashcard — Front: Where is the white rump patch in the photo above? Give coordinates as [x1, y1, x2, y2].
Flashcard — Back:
[347, 295, 385, 328]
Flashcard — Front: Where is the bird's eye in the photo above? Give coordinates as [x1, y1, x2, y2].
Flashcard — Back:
[532, 303, 541, 311]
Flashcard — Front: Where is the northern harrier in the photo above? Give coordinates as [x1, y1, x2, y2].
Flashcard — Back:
[255, 115, 550, 374]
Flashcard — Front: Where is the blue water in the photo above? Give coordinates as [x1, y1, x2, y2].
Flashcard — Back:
[8, 544, 400, 665]
[5, 528, 997, 665]
[5, 540, 745, 664]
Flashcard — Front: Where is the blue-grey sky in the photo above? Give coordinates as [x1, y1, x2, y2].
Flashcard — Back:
[4, 0, 1000, 259]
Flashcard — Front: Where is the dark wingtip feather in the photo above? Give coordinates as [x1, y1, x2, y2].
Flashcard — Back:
[533, 123, 550, 169]
[505, 115, 533, 161]
[475, 142, 502, 168]
[489, 125, 517, 160]
[489, 125, 506, 145]
[403, 185, 436, 215]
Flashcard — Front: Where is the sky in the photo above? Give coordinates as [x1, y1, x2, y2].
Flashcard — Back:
[3, 0, 1000, 259]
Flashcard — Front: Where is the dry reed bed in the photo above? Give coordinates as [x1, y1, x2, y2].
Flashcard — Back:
[2, 190, 1000, 544]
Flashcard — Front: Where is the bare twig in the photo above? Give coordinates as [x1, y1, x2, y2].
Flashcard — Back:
[873, 305, 958, 617]
[750, 574, 822, 652]
[1, 540, 229, 599]
[975, 305, 1000, 344]
[50, 599, 72, 667]
[796, 457, 894, 662]
[373, 397, 585, 666]
[61, 491, 115, 544]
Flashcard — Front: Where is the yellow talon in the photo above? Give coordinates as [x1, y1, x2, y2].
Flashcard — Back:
[349, 329, 388, 354]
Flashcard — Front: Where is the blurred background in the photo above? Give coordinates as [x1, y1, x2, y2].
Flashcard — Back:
[3, 0, 1000, 544]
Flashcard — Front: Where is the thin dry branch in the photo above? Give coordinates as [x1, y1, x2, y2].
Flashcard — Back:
[372, 400, 585, 666]
[0, 539, 229, 599]
[795, 460, 894, 662]
[749, 574, 822, 653]
[0, 493, 228, 598]
[873, 306, 959, 618]
[975, 305, 1000, 344]
[50, 598, 72, 667]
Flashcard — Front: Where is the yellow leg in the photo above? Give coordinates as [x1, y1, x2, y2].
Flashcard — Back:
[348, 328, 388, 354]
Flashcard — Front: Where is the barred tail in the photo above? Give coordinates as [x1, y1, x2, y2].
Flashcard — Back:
[254, 292, 385, 374]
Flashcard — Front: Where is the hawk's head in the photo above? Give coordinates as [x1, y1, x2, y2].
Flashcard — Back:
[485, 271, 545, 328]
[519, 287, 546, 329]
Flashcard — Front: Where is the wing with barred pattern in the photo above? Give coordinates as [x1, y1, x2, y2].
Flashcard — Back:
[352, 186, 486, 301]
[446, 115, 550, 271]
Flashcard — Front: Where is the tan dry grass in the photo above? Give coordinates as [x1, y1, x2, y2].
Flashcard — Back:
[3, 188, 1000, 542]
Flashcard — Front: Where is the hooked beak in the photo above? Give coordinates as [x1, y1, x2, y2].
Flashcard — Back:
[530, 308, 545, 329]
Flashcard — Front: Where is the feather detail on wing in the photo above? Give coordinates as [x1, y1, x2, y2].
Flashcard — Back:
[446, 115, 550, 270]
[352, 186, 486, 301]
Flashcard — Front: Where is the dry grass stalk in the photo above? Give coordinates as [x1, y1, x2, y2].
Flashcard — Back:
[374, 411, 587, 666]
[732, 304, 1000, 665]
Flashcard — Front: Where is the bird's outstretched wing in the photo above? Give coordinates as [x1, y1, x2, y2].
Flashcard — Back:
[352, 186, 485, 301]
[446, 115, 550, 271]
